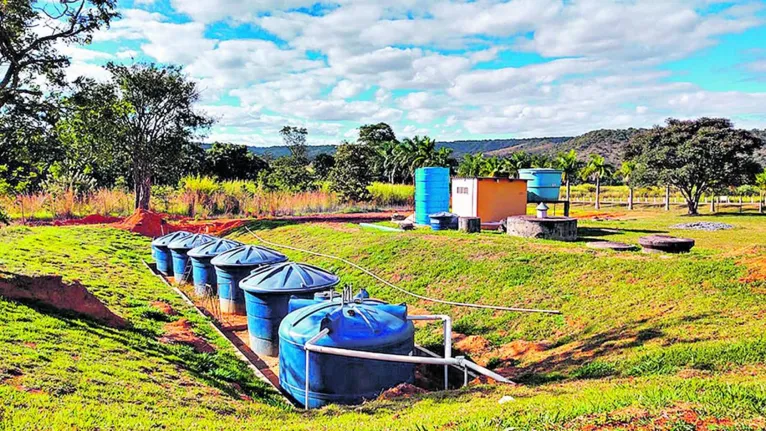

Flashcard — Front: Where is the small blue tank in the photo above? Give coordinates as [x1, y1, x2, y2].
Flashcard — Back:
[151, 231, 192, 276]
[279, 292, 415, 408]
[415, 167, 450, 225]
[187, 239, 243, 297]
[429, 211, 456, 231]
[519, 168, 563, 202]
[239, 262, 339, 356]
[210, 245, 288, 315]
[167, 234, 217, 281]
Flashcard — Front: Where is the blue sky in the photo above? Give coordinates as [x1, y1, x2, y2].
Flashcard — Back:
[63, 0, 766, 146]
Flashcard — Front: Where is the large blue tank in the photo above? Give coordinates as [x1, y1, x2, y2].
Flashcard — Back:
[210, 245, 288, 315]
[187, 239, 243, 297]
[151, 231, 192, 276]
[415, 167, 450, 225]
[279, 293, 415, 408]
[167, 234, 217, 282]
[518, 168, 563, 202]
[239, 262, 339, 356]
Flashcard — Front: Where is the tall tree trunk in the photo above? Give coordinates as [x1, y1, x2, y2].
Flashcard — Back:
[135, 173, 151, 210]
[664, 184, 670, 211]
[709, 194, 715, 213]
[595, 176, 601, 210]
[688, 198, 699, 215]
[565, 179, 571, 201]
[628, 186, 633, 210]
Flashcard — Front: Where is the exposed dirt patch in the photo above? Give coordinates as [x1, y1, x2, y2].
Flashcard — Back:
[452, 333, 491, 355]
[566, 405, 758, 431]
[52, 214, 123, 226]
[150, 301, 177, 316]
[470, 366, 519, 386]
[477, 340, 550, 366]
[112, 209, 172, 237]
[738, 249, 766, 283]
[0, 272, 127, 328]
[159, 318, 215, 353]
[574, 211, 627, 220]
[377, 383, 427, 400]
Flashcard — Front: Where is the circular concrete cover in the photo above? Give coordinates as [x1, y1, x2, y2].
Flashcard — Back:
[638, 235, 695, 253]
[586, 241, 637, 251]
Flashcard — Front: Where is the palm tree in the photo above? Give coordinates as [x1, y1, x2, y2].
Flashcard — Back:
[457, 153, 484, 177]
[394, 136, 454, 182]
[480, 157, 504, 177]
[506, 151, 532, 178]
[375, 140, 399, 183]
[615, 161, 636, 210]
[555, 150, 582, 201]
[581, 154, 614, 209]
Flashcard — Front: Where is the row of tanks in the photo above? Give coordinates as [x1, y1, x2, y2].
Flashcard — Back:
[150, 231, 416, 408]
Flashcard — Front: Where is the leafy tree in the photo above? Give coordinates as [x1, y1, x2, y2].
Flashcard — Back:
[581, 154, 614, 210]
[755, 168, 766, 213]
[395, 136, 455, 181]
[204, 142, 268, 181]
[267, 126, 313, 192]
[555, 150, 583, 201]
[615, 161, 637, 210]
[329, 142, 374, 202]
[358, 123, 396, 146]
[373, 140, 401, 183]
[60, 63, 213, 209]
[0, 205, 8, 225]
[311, 153, 335, 180]
[626, 118, 763, 215]
[457, 153, 485, 177]
[0, 0, 117, 109]
[530, 153, 554, 168]
[280, 126, 309, 161]
[505, 151, 533, 177]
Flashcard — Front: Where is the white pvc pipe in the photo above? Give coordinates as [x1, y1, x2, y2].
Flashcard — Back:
[408, 315, 451, 390]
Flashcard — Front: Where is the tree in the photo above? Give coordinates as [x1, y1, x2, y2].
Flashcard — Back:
[626, 118, 763, 215]
[358, 123, 396, 146]
[280, 126, 309, 161]
[506, 151, 532, 177]
[204, 142, 268, 181]
[756, 169, 766, 214]
[311, 153, 335, 180]
[581, 154, 614, 210]
[457, 153, 485, 177]
[329, 142, 374, 202]
[395, 136, 455, 181]
[615, 161, 636, 210]
[62, 63, 213, 209]
[555, 150, 582, 201]
[0, 0, 117, 109]
[266, 126, 314, 192]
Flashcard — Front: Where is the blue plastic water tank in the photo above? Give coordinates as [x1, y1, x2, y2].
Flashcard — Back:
[415, 167, 450, 225]
[279, 293, 415, 408]
[187, 239, 243, 297]
[239, 262, 339, 356]
[151, 231, 192, 275]
[428, 211, 456, 231]
[518, 168, 563, 202]
[210, 245, 288, 315]
[167, 234, 217, 281]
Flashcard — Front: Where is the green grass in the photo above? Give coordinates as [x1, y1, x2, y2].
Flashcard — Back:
[0, 211, 765, 430]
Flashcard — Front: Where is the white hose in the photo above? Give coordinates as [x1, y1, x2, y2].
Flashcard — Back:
[245, 227, 562, 315]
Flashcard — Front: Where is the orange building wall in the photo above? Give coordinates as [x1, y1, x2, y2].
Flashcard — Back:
[476, 178, 527, 222]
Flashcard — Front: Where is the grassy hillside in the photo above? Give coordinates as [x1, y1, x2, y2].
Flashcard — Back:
[1, 212, 766, 430]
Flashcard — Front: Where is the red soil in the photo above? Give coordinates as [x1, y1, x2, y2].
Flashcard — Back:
[52, 214, 122, 226]
[573, 211, 627, 220]
[150, 301, 177, 316]
[112, 209, 173, 237]
[158, 318, 215, 353]
[0, 272, 127, 328]
[452, 333, 491, 355]
[568, 406, 757, 431]
[377, 383, 427, 400]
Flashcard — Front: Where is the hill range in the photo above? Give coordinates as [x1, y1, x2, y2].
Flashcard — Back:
[207, 128, 766, 165]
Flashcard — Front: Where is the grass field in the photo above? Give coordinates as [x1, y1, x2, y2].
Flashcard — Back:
[1, 209, 765, 430]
